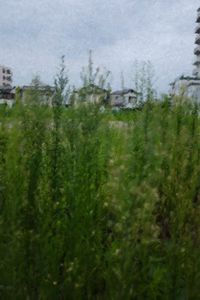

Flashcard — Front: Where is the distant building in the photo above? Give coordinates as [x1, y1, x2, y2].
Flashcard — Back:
[110, 89, 139, 108]
[170, 7, 200, 100]
[170, 76, 200, 99]
[0, 84, 56, 108]
[18, 85, 56, 105]
[70, 84, 110, 106]
[193, 7, 200, 77]
[0, 86, 15, 107]
[0, 65, 12, 88]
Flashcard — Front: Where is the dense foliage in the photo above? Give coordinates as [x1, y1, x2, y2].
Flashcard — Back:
[1, 95, 200, 299]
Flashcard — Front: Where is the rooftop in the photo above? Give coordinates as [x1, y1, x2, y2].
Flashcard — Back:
[111, 88, 139, 96]
[20, 85, 55, 92]
[179, 75, 200, 80]
[0, 65, 12, 70]
[74, 84, 108, 95]
[0, 86, 15, 91]
[170, 76, 200, 86]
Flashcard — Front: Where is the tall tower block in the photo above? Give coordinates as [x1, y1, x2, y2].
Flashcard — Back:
[170, 6, 200, 101]
[193, 8, 200, 77]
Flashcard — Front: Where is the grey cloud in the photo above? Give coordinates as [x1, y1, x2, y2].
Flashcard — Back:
[0, 0, 199, 92]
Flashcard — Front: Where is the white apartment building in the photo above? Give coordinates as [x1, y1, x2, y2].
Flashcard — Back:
[170, 7, 200, 100]
[0, 65, 12, 87]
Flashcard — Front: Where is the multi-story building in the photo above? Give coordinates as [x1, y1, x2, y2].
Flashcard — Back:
[170, 7, 200, 100]
[193, 7, 200, 77]
[0, 65, 12, 87]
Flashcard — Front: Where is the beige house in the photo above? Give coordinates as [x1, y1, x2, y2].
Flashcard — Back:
[70, 84, 109, 106]
[18, 85, 55, 105]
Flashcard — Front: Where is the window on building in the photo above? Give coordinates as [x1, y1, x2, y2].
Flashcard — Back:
[129, 96, 134, 103]
[3, 69, 5, 73]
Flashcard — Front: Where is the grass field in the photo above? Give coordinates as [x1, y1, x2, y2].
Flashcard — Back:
[1, 96, 200, 299]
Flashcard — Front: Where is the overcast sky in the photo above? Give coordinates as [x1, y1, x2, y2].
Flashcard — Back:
[0, 0, 199, 93]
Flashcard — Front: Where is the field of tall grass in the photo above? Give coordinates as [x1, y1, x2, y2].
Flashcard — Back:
[1, 93, 200, 299]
